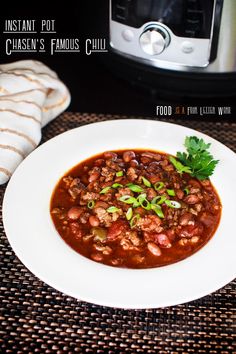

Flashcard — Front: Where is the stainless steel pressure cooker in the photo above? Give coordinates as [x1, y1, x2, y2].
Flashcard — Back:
[101, 0, 236, 97]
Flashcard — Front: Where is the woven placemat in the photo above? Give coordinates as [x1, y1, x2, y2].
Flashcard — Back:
[1, 113, 235, 354]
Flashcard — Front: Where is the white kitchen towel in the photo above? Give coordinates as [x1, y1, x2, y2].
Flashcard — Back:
[0, 60, 71, 184]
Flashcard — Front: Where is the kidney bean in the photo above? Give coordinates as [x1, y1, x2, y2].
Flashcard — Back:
[94, 201, 109, 209]
[89, 216, 100, 227]
[130, 159, 139, 167]
[141, 152, 162, 161]
[184, 194, 200, 205]
[123, 151, 136, 163]
[147, 242, 162, 256]
[146, 161, 161, 173]
[176, 189, 184, 200]
[103, 151, 117, 160]
[155, 233, 172, 248]
[67, 207, 83, 220]
[88, 172, 100, 183]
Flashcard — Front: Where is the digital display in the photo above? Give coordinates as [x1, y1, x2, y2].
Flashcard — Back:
[112, 0, 215, 39]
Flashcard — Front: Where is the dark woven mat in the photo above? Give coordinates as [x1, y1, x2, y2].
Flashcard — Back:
[1, 113, 236, 354]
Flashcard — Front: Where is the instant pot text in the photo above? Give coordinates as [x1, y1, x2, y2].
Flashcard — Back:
[2, 19, 108, 56]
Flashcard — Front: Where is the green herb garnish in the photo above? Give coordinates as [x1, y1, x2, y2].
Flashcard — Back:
[170, 136, 219, 180]
[169, 156, 192, 175]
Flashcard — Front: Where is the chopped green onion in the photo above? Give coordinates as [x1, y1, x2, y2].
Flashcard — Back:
[140, 198, 151, 210]
[130, 214, 140, 229]
[133, 199, 140, 208]
[107, 206, 120, 213]
[184, 188, 190, 195]
[167, 189, 176, 196]
[87, 200, 95, 209]
[119, 195, 137, 204]
[137, 193, 147, 203]
[154, 181, 165, 191]
[112, 183, 123, 188]
[165, 200, 181, 209]
[151, 195, 167, 205]
[100, 186, 111, 194]
[141, 176, 151, 187]
[151, 204, 165, 218]
[116, 171, 123, 177]
[128, 184, 144, 193]
[126, 207, 133, 221]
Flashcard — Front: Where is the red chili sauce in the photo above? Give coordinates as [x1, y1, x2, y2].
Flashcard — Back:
[50, 150, 221, 269]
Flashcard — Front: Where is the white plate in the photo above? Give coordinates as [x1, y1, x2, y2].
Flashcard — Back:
[3, 119, 236, 309]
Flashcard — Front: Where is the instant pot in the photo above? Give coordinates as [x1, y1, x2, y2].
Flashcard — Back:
[100, 0, 236, 98]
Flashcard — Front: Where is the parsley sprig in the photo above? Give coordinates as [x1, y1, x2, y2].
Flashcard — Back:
[170, 136, 219, 180]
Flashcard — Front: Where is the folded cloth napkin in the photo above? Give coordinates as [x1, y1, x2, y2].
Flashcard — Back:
[0, 60, 71, 185]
